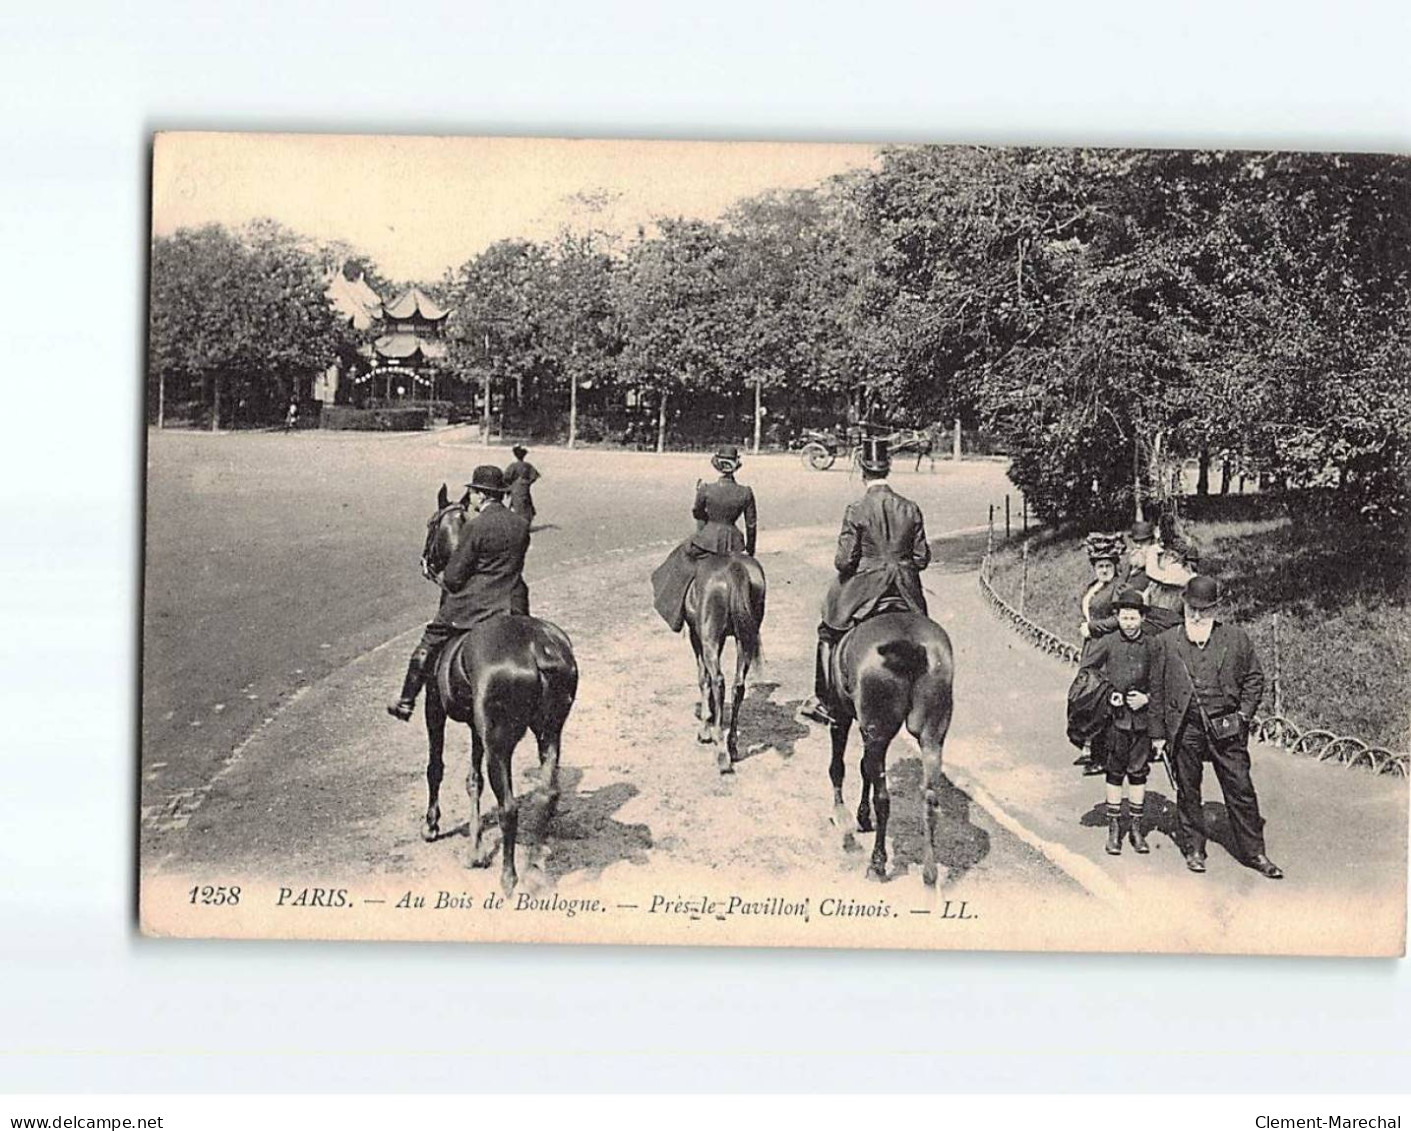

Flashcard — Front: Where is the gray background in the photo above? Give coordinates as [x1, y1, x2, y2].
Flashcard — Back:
[1, 0, 1407, 1093]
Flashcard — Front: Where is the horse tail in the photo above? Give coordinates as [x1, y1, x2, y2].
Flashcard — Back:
[724, 557, 762, 669]
[906, 631, 955, 755]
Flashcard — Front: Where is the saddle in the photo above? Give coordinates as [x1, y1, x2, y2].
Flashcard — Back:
[434, 612, 523, 723]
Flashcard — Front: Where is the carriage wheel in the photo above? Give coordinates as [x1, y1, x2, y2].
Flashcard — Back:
[801, 442, 836, 471]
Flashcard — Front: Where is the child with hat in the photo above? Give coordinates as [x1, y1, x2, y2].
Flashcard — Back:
[1077, 586, 1157, 855]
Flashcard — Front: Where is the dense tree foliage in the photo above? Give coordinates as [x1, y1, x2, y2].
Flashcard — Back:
[150, 147, 1410, 520]
[149, 221, 349, 427]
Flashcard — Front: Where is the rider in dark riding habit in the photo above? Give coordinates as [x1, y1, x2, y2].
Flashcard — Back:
[651, 444, 758, 633]
[386, 465, 531, 721]
[799, 438, 932, 725]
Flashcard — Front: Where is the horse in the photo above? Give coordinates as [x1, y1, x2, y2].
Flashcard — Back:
[417, 484, 579, 895]
[682, 552, 766, 774]
[826, 606, 955, 884]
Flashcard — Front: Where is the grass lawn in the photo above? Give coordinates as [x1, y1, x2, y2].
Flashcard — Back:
[986, 499, 1411, 753]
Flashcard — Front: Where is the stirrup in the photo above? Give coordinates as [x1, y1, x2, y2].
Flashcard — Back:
[386, 700, 415, 722]
[799, 698, 835, 725]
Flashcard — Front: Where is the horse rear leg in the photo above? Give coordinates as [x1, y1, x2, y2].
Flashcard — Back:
[725, 641, 751, 766]
[910, 691, 954, 886]
[699, 632, 730, 773]
[862, 734, 893, 881]
[483, 723, 524, 895]
[423, 686, 447, 841]
[828, 715, 859, 850]
[519, 719, 564, 892]
[465, 726, 496, 868]
[689, 623, 712, 737]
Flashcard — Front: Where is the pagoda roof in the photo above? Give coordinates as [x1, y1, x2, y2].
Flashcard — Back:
[374, 332, 448, 362]
[325, 270, 383, 331]
[383, 287, 449, 322]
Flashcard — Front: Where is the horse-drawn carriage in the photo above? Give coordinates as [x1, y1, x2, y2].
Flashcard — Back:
[793, 422, 940, 472]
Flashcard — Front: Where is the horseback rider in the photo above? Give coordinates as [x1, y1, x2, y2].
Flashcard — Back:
[800, 438, 931, 725]
[386, 465, 531, 721]
[651, 444, 758, 633]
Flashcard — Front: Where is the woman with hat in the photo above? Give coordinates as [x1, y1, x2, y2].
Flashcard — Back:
[1077, 587, 1157, 855]
[387, 465, 531, 721]
[503, 444, 541, 530]
[1078, 533, 1124, 644]
[1142, 536, 1198, 635]
[1071, 533, 1125, 775]
[651, 444, 758, 633]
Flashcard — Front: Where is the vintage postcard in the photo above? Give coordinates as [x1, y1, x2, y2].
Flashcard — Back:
[140, 132, 1409, 954]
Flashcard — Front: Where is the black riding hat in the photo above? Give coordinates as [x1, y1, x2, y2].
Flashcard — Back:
[859, 437, 890, 473]
[467, 465, 508, 495]
[512, 444, 528, 460]
[711, 444, 742, 473]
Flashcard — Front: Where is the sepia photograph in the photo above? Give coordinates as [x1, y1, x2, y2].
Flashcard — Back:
[139, 131, 1409, 956]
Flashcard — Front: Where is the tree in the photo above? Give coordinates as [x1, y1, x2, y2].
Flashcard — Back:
[445, 240, 555, 442]
[148, 221, 345, 428]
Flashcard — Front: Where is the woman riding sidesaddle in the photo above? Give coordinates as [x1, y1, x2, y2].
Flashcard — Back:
[651, 444, 758, 633]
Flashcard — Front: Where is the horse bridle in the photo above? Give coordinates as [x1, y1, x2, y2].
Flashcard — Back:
[421, 502, 468, 581]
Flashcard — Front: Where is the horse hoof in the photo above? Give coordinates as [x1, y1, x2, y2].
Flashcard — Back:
[697, 730, 714, 745]
[501, 872, 518, 897]
[717, 760, 735, 776]
[866, 862, 888, 882]
[922, 863, 939, 886]
[856, 815, 874, 834]
[422, 824, 439, 843]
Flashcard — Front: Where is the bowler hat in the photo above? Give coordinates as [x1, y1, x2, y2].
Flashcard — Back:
[711, 444, 743, 473]
[1183, 575, 1220, 609]
[512, 444, 528, 460]
[859, 437, 890, 473]
[467, 465, 508, 495]
[1114, 587, 1146, 611]
[1130, 520, 1154, 543]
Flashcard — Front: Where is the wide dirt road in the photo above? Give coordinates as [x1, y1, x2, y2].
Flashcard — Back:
[140, 429, 1406, 955]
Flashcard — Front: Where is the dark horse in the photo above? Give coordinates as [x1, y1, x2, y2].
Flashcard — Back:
[827, 607, 955, 884]
[418, 485, 579, 895]
[683, 553, 766, 774]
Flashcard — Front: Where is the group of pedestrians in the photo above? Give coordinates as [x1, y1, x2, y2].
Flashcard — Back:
[1070, 519, 1283, 879]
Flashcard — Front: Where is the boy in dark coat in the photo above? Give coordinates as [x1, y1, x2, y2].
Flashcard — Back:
[1078, 588, 1156, 854]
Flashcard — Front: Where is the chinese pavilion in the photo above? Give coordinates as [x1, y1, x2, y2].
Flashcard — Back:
[370, 287, 450, 400]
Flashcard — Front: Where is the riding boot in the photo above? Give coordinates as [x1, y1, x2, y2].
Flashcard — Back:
[1104, 802, 1122, 856]
[387, 646, 433, 721]
[800, 639, 836, 725]
[1129, 801, 1150, 854]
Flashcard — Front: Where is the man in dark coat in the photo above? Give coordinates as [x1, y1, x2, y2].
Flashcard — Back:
[386, 465, 531, 720]
[503, 444, 541, 529]
[1148, 575, 1282, 878]
[651, 445, 758, 632]
[800, 438, 930, 724]
[1124, 519, 1155, 590]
